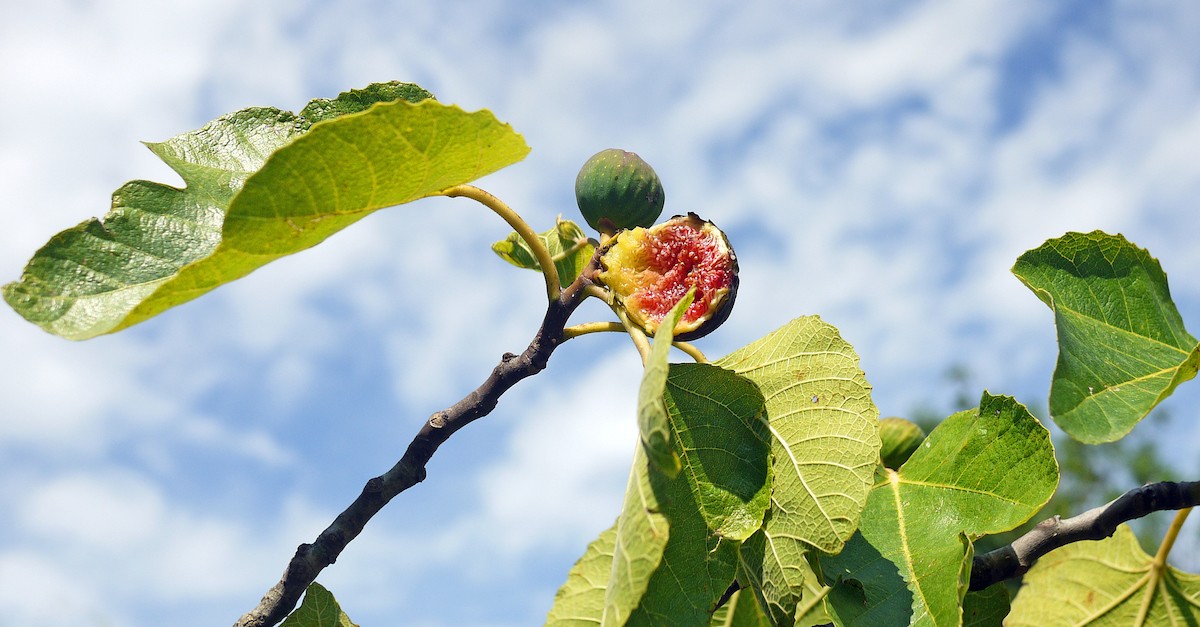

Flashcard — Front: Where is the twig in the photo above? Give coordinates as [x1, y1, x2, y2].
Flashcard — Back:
[969, 480, 1200, 591]
[233, 272, 595, 627]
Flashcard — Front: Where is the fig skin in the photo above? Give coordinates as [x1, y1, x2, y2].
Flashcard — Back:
[575, 149, 665, 234]
[596, 213, 738, 341]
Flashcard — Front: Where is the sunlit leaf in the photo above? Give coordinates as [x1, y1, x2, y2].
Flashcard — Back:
[1008, 524, 1200, 626]
[1013, 231, 1200, 443]
[279, 582, 358, 627]
[823, 393, 1058, 626]
[638, 291, 694, 478]
[737, 529, 832, 626]
[4, 81, 531, 339]
[664, 363, 770, 541]
[715, 316, 880, 554]
[558, 362, 768, 626]
[710, 589, 772, 627]
[603, 445, 670, 626]
[625, 364, 769, 625]
[546, 523, 615, 626]
[492, 218, 596, 289]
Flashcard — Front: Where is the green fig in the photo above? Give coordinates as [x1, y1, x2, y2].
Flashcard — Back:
[879, 417, 926, 470]
[575, 148, 665, 234]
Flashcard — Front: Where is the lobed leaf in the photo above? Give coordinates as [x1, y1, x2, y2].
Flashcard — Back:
[4, 81, 531, 339]
[962, 584, 1010, 627]
[546, 523, 616, 626]
[1007, 524, 1200, 626]
[663, 362, 770, 542]
[710, 589, 772, 627]
[279, 582, 358, 627]
[1013, 231, 1200, 443]
[554, 363, 769, 626]
[823, 393, 1058, 627]
[737, 529, 832, 626]
[637, 291, 694, 478]
[492, 218, 596, 289]
[625, 364, 769, 625]
[602, 445, 671, 626]
[715, 316, 880, 554]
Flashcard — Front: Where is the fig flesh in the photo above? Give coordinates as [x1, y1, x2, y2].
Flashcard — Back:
[596, 213, 737, 341]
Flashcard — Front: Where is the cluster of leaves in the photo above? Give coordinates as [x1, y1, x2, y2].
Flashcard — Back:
[5, 82, 1199, 626]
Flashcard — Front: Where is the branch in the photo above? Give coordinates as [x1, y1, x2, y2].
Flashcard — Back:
[233, 272, 595, 627]
[970, 480, 1200, 591]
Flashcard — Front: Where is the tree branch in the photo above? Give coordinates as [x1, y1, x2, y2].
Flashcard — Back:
[233, 272, 595, 627]
[970, 480, 1200, 591]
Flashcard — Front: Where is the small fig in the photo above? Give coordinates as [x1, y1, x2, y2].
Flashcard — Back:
[596, 213, 738, 341]
[575, 148, 665, 234]
[879, 417, 926, 470]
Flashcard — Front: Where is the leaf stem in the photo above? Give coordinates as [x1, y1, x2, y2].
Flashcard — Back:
[442, 184, 560, 300]
[615, 306, 651, 365]
[1135, 507, 1193, 625]
[562, 321, 708, 363]
[550, 237, 591, 263]
[672, 341, 708, 364]
[563, 321, 625, 338]
[1153, 506, 1191, 567]
[795, 584, 833, 622]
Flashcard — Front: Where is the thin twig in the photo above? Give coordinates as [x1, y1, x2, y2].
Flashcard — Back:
[233, 271, 596, 627]
[970, 480, 1200, 591]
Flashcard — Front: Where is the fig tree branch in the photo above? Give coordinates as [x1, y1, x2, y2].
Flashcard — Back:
[233, 267, 596, 627]
[970, 479, 1200, 591]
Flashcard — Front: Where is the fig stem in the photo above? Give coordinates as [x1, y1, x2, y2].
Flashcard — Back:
[441, 184, 560, 301]
[614, 306, 651, 364]
[562, 321, 708, 363]
[672, 340, 708, 364]
[583, 284, 613, 304]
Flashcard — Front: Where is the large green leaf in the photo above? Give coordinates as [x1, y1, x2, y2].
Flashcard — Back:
[737, 529, 832, 626]
[1007, 524, 1200, 626]
[1013, 231, 1200, 443]
[553, 363, 768, 626]
[715, 316, 880, 554]
[663, 363, 770, 542]
[4, 81, 531, 339]
[626, 364, 769, 625]
[710, 589, 772, 627]
[546, 522, 616, 626]
[823, 393, 1058, 627]
[962, 584, 1009, 627]
[492, 218, 596, 290]
[602, 444, 670, 627]
[638, 291, 694, 478]
[279, 582, 358, 627]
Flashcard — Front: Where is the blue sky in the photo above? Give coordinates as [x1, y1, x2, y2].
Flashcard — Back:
[2, 1, 1199, 625]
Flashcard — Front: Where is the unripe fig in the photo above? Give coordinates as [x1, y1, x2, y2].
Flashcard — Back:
[596, 213, 738, 341]
[575, 148, 665, 234]
[879, 417, 926, 470]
